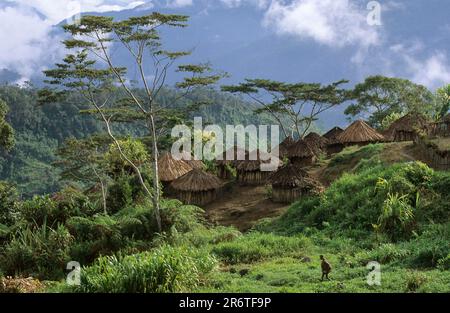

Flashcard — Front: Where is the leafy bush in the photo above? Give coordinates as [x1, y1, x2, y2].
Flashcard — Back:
[405, 223, 450, 268]
[260, 162, 448, 241]
[211, 232, 311, 264]
[375, 193, 415, 241]
[0, 182, 19, 226]
[0, 224, 73, 280]
[76, 245, 216, 293]
[405, 271, 428, 292]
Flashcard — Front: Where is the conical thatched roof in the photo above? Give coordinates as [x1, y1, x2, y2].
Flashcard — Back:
[180, 151, 205, 169]
[158, 153, 193, 182]
[269, 163, 324, 193]
[236, 149, 281, 172]
[384, 113, 429, 140]
[170, 169, 223, 192]
[287, 140, 316, 158]
[216, 146, 248, 166]
[337, 120, 385, 144]
[304, 132, 329, 152]
[268, 163, 308, 187]
[323, 126, 344, 141]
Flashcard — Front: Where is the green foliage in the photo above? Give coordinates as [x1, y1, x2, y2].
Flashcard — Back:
[0, 182, 19, 226]
[222, 79, 352, 138]
[106, 174, 133, 214]
[375, 193, 415, 241]
[0, 224, 73, 280]
[0, 99, 14, 151]
[346, 75, 434, 127]
[75, 245, 216, 293]
[260, 161, 448, 241]
[211, 232, 311, 264]
[105, 138, 148, 175]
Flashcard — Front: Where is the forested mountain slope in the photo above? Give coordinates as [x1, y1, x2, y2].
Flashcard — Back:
[0, 85, 276, 197]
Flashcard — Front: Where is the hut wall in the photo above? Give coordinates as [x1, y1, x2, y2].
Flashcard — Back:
[433, 122, 450, 137]
[290, 156, 316, 167]
[217, 165, 234, 180]
[237, 170, 271, 185]
[272, 187, 303, 203]
[393, 131, 415, 142]
[175, 189, 218, 206]
[415, 137, 450, 171]
[326, 144, 344, 155]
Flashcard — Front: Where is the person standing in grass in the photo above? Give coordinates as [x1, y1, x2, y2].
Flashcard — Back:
[320, 255, 332, 281]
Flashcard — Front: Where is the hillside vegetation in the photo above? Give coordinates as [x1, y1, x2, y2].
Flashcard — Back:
[2, 143, 448, 293]
[0, 85, 276, 197]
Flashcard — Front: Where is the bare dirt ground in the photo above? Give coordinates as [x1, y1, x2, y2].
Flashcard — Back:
[204, 185, 289, 232]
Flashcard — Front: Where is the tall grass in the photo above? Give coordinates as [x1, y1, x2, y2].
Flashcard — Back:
[76, 245, 216, 293]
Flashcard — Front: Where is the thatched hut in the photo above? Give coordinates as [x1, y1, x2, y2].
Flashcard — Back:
[323, 127, 344, 154]
[323, 127, 344, 141]
[304, 132, 329, 154]
[268, 163, 323, 203]
[337, 120, 385, 148]
[158, 153, 193, 186]
[287, 140, 317, 167]
[180, 151, 205, 170]
[170, 169, 223, 206]
[384, 113, 430, 142]
[215, 146, 248, 180]
[236, 150, 280, 185]
[433, 113, 450, 137]
[278, 136, 296, 158]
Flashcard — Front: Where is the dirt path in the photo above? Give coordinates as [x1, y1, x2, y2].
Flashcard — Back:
[204, 185, 289, 232]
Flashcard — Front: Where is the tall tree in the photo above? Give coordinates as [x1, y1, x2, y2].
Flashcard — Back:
[54, 136, 111, 214]
[222, 79, 352, 138]
[346, 76, 434, 127]
[39, 13, 223, 232]
[435, 84, 450, 119]
[0, 99, 14, 151]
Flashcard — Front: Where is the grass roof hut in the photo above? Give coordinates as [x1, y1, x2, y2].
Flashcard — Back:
[323, 127, 344, 155]
[236, 150, 280, 185]
[170, 169, 223, 206]
[304, 132, 329, 155]
[385, 113, 430, 142]
[278, 136, 296, 158]
[215, 146, 248, 180]
[268, 163, 323, 203]
[337, 120, 385, 148]
[158, 153, 193, 187]
[433, 113, 450, 137]
[287, 140, 317, 167]
[180, 151, 205, 170]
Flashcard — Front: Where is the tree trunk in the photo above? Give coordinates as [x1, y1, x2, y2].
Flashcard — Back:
[149, 114, 162, 232]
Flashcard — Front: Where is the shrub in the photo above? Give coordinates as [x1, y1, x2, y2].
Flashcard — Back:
[406, 223, 450, 268]
[76, 245, 216, 293]
[211, 232, 311, 264]
[106, 175, 133, 214]
[0, 224, 73, 280]
[405, 271, 428, 292]
[0, 182, 19, 226]
[375, 193, 415, 241]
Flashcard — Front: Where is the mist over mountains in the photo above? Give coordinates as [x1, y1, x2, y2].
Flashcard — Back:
[1, 0, 449, 127]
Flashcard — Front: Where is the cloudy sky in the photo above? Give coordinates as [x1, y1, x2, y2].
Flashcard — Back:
[0, 0, 449, 89]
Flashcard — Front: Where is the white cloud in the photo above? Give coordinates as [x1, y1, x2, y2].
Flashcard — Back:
[263, 0, 380, 48]
[0, 1, 146, 82]
[167, 0, 193, 8]
[219, 0, 269, 9]
[404, 52, 450, 89]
